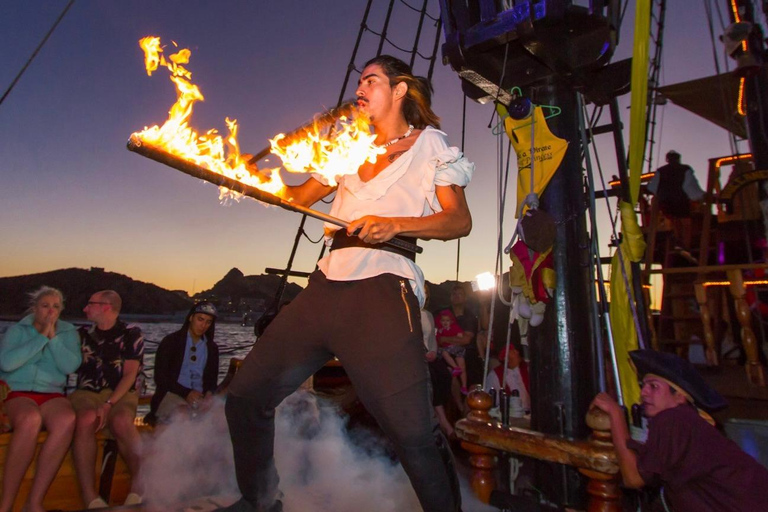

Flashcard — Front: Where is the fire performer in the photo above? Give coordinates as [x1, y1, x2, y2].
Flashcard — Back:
[218, 55, 473, 512]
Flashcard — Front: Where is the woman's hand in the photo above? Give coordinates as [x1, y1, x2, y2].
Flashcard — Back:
[42, 311, 58, 339]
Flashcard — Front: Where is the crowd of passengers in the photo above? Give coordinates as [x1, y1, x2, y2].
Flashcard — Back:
[2, 284, 768, 512]
[0, 286, 221, 511]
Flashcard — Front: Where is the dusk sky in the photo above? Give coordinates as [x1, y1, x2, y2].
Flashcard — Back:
[0, 1, 756, 294]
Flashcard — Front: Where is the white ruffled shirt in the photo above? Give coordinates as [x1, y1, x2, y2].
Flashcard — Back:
[314, 126, 474, 306]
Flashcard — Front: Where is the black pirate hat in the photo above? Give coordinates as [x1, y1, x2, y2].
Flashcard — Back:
[630, 349, 727, 412]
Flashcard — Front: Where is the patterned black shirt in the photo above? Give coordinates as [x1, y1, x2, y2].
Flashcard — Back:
[76, 320, 144, 391]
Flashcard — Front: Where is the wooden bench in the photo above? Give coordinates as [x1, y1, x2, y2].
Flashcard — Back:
[0, 380, 152, 511]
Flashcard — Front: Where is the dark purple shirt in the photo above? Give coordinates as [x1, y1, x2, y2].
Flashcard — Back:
[628, 404, 768, 512]
[77, 320, 144, 392]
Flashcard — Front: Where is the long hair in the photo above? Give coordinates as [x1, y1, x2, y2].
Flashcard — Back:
[363, 55, 440, 129]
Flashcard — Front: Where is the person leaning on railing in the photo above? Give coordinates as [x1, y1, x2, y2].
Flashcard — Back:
[590, 349, 768, 512]
[0, 286, 82, 512]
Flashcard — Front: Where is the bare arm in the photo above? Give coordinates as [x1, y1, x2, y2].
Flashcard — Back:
[590, 393, 646, 489]
[279, 177, 337, 207]
[346, 184, 472, 243]
[242, 153, 336, 207]
[439, 331, 474, 347]
[96, 360, 140, 430]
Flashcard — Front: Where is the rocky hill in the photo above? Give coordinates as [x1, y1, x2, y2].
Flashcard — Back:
[193, 268, 304, 312]
[0, 267, 192, 318]
[0, 266, 480, 320]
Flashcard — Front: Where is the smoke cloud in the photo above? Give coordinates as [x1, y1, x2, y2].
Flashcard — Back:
[138, 391, 495, 511]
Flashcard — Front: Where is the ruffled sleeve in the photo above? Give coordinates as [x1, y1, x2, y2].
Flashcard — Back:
[420, 128, 474, 212]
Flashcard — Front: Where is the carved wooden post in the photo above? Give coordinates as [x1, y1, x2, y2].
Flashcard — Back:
[726, 269, 766, 386]
[693, 281, 718, 366]
[460, 385, 498, 503]
[581, 408, 622, 512]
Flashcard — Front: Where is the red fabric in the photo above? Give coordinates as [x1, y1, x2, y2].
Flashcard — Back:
[5, 391, 65, 406]
[434, 309, 464, 347]
[493, 361, 530, 396]
[510, 241, 554, 303]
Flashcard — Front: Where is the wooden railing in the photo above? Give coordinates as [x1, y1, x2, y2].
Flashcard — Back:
[643, 264, 768, 386]
[456, 388, 621, 511]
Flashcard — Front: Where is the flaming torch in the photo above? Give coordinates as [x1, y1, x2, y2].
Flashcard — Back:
[127, 37, 421, 255]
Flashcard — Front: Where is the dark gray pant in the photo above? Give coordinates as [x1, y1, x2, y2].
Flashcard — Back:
[226, 271, 461, 512]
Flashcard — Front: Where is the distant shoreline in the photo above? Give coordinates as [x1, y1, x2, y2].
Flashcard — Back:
[0, 314, 256, 325]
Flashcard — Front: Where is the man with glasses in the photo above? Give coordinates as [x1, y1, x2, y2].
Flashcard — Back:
[70, 290, 144, 508]
[146, 302, 220, 425]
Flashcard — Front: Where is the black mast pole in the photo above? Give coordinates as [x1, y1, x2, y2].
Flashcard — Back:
[528, 80, 597, 506]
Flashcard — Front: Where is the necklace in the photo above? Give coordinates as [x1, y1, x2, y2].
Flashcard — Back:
[374, 124, 414, 149]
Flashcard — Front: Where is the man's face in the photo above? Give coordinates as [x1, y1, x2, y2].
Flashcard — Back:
[83, 293, 110, 322]
[450, 287, 466, 307]
[189, 313, 214, 338]
[355, 64, 396, 123]
[640, 375, 686, 417]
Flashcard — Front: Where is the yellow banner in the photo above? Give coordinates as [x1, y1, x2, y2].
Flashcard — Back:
[609, 202, 646, 407]
[628, 0, 652, 204]
[496, 104, 568, 215]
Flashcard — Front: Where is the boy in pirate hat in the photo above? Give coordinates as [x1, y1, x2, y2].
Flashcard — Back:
[590, 349, 768, 512]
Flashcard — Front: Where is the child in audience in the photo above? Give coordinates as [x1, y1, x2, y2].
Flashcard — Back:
[436, 310, 468, 394]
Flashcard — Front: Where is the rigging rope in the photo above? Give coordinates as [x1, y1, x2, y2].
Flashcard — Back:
[703, 0, 740, 155]
[0, 0, 75, 108]
[456, 93, 468, 281]
[644, 0, 667, 175]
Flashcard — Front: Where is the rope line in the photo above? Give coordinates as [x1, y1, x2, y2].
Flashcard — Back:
[301, 229, 324, 244]
[0, 0, 76, 108]
[398, 0, 440, 21]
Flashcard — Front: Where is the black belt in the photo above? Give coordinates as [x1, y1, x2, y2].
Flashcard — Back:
[330, 230, 417, 262]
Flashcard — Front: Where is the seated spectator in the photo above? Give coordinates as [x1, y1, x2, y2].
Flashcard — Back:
[70, 290, 144, 509]
[484, 344, 530, 411]
[146, 302, 220, 425]
[590, 349, 768, 512]
[0, 286, 81, 512]
[436, 310, 468, 395]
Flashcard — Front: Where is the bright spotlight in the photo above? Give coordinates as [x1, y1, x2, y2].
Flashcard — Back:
[472, 272, 496, 291]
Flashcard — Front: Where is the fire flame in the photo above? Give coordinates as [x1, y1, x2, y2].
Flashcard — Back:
[133, 36, 381, 201]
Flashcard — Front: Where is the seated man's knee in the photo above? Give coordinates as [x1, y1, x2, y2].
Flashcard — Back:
[75, 408, 99, 432]
[108, 410, 137, 439]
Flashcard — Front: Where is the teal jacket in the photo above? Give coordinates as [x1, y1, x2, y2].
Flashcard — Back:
[0, 315, 82, 393]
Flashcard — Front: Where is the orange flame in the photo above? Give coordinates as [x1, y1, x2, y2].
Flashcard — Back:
[134, 36, 380, 201]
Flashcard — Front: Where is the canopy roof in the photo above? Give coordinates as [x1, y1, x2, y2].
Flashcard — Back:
[658, 71, 747, 139]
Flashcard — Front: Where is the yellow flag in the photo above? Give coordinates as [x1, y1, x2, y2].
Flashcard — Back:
[628, 0, 652, 204]
[497, 104, 568, 216]
[609, 201, 647, 407]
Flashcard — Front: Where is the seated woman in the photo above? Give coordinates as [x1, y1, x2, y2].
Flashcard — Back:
[146, 302, 220, 425]
[0, 286, 82, 512]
